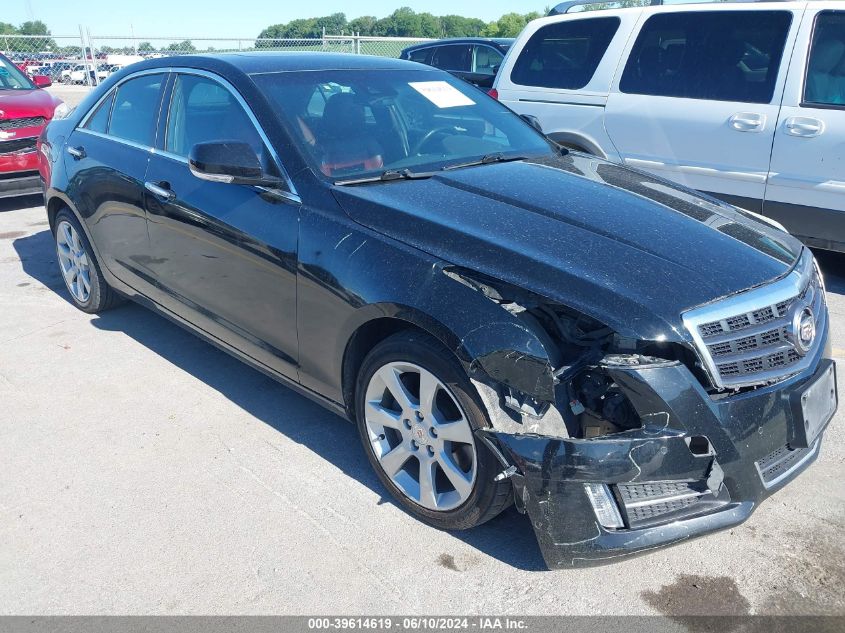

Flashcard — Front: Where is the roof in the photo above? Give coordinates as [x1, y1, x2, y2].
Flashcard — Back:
[124, 51, 423, 77]
[402, 38, 515, 52]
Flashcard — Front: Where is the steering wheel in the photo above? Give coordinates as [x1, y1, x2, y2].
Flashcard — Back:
[411, 126, 457, 155]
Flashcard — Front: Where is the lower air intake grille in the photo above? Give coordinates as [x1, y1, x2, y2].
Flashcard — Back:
[617, 481, 709, 527]
[755, 442, 818, 488]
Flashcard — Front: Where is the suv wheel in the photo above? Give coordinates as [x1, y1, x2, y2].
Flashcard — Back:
[54, 209, 123, 313]
[355, 330, 512, 530]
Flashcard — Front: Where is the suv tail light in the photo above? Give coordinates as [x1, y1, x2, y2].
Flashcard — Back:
[487, 88, 498, 100]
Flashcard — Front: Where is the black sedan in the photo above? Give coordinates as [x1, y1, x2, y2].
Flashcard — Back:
[38, 53, 836, 568]
[400, 38, 513, 88]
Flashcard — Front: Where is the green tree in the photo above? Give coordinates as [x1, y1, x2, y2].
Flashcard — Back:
[17, 20, 56, 52]
[137, 41, 155, 53]
[166, 39, 195, 53]
[348, 15, 377, 35]
[0, 22, 18, 35]
[257, 8, 545, 42]
[417, 13, 442, 38]
[315, 13, 347, 35]
[440, 15, 485, 38]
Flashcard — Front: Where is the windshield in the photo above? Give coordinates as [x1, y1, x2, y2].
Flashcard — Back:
[0, 55, 35, 90]
[254, 69, 552, 181]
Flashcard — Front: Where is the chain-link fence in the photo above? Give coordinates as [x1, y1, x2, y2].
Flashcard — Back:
[0, 32, 432, 90]
[1, 34, 90, 84]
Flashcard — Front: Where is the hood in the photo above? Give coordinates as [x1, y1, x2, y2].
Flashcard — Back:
[332, 153, 803, 342]
[0, 88, 60, 119]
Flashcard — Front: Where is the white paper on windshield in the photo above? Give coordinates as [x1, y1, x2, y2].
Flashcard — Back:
[409, 81, 476, 108]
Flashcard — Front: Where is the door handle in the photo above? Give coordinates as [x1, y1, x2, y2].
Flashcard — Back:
[66, 145, 86, 160]
[144, 181, 176, 200]
[784, 117, 824, 138]
[729, 113, 766, 132]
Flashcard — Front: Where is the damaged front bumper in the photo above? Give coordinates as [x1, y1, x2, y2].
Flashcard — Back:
[478, 342, 837, 569]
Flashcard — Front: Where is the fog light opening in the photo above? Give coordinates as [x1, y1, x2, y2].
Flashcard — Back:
[584, 483, 624, 529]
[686, 435, 713, 456]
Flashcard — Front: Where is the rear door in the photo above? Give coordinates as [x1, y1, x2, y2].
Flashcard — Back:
[463, 44, 505, 88]
[764, 6, 845, 251]
[64, 71, 167, 294]
[604, 8, 800, 211]
[429, 44, 474, 84]
[143, 70, 301, 379]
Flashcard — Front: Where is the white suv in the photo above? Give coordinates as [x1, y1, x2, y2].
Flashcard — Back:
[493, 1, 845, 252]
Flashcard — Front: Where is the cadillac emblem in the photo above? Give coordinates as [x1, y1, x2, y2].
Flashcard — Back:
[790, 306, 816, 355]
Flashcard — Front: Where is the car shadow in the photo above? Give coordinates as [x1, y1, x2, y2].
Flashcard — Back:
[0, 194, 43, 213]
[11, 229, 548, 572]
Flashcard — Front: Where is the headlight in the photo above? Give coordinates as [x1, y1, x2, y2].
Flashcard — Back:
[53, 102, 70, 120]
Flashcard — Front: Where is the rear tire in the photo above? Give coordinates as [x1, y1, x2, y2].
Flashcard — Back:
[355, 330, 512, 530]
[53, 208, 124, 313]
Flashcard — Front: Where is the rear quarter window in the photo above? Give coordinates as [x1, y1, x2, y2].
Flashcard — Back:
[509, 17, 621, 90]
[619, 10, 792, 104]
[803, 10, 845, 107]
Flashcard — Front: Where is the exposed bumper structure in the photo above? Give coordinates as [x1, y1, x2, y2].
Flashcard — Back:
[0, 142, 41, 199]
[0, 170, 41, 199]
[478, 334, 836, 568]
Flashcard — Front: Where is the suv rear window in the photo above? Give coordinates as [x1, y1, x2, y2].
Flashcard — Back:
[620, 11, 792, 104]
[510, 17, 620, 90]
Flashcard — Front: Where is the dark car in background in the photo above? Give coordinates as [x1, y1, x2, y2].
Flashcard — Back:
[400, 38, 513, 88]
[39, 52, 836, 568]
[0, 52, 67, 199]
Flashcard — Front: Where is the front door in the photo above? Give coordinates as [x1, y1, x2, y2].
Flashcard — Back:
[143, 71, 301, 379]
[765, 7, 845, 251]
[604, 8, 798, 212]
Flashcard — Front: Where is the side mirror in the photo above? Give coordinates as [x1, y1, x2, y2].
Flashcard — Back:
[188, 141, 279, 186]
[33, 75, 52, 88]
[520, 114, 544, 135]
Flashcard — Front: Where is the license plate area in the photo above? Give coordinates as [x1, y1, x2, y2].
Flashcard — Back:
[791, 360, 837, 448]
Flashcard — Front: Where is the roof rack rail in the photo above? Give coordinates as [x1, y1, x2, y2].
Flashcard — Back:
[547, 0, 788, 16]
[548, 0, 662, 15]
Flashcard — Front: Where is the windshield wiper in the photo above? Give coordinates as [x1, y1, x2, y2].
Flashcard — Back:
[442, 153, 528, 172]
[334, 168, 433, 186]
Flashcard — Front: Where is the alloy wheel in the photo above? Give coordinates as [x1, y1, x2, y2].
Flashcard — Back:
[364, 362, 478, 511]
[55, 220, 92, 305]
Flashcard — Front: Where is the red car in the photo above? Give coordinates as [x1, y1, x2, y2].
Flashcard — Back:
[0, 52, 68, 199]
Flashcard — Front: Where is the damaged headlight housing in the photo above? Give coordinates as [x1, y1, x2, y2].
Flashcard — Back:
[444, 266, 692, 439]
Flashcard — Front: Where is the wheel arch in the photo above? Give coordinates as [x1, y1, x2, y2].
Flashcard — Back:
[340, 307, 467, 420]
[545, 131, 607, 159]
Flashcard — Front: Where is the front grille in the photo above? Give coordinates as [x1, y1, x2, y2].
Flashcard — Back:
[0, 116, 46, 131]
[755, 441, 818, 488]
[682, 251, 826, 389]
[0, 137, 37, 155]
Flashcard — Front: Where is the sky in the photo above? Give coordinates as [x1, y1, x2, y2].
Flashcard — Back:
[5, 0, 542, 39]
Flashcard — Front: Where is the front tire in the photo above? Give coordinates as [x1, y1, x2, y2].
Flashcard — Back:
[355, 330, 512, 530]
[53, 208, 123, 313]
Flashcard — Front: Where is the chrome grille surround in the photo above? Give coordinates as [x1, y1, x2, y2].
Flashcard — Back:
[682, 250, 826, 390]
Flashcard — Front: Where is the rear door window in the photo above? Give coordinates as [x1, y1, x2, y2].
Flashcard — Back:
[619, 11, 792, 103]
[108, 73, 165, 146]
[407, 48, 432, 64]
[803, 11, 845, 107]
[510, 17, 620, 89]
[430, 45, 472, 72]
[473, 45, 504, 76]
